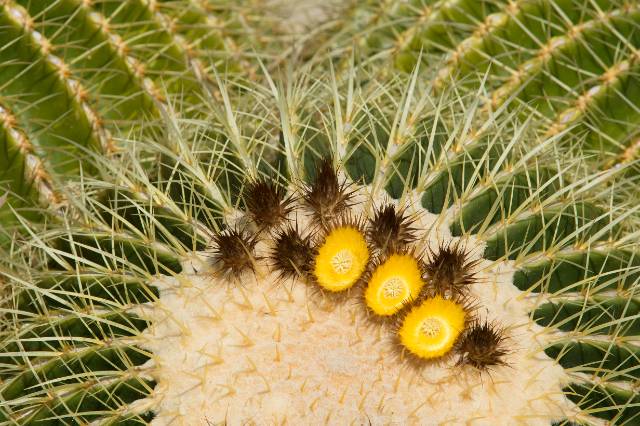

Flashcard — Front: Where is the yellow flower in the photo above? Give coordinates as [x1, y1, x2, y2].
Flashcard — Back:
[313, 226, 370, 292]
[398, 296, 466, 359]
[365, 254, 424, 316]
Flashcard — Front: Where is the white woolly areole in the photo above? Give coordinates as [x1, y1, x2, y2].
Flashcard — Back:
[138, 185, 581, 425]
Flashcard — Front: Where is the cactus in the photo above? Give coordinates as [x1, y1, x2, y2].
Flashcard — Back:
[313, 0, 640, 175]
[0, 0, 639, 424]
[0, 0, 284, 241]
[4, 0, 640, 238]
[1, 67, 638, 424]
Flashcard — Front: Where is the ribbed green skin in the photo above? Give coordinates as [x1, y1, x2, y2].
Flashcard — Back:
[0, 0, 265, 241]
[328, 0, 640, 173]
[0, 1, 639, 424]
[1, 67, 638, 424]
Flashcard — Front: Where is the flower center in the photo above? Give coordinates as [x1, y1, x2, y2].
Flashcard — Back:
[420, 318, 442, 338]
[382, 277, 405, 299]
[331, 249, 354, 274]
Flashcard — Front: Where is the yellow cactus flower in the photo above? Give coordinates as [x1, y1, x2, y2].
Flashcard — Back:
[313, 226, 369, 291]
[398, 296, 466, 359]
[365, 253, 424, 316]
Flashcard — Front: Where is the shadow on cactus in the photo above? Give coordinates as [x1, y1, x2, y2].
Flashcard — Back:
[1, 69, 639, 425]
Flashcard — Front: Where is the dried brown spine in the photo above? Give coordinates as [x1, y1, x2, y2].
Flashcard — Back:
[210, 227, 259, 279]
[367, 204, 418, 254]
[456, 320, 509, 371]
[423, 242, 479, 298]
[270, 225, 314, 281]
[243, 178, 294, 229]
[302, 157, 354, 228]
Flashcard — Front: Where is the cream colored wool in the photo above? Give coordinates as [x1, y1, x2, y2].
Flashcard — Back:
[139, 186, 583, 425]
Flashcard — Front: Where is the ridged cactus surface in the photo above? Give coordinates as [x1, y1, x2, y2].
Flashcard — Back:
[0, 0, 639, 424]
[0, 0, 271, 238]
[4, 0, 640, 238]
[318, 0, 640, 174]
[1, 68, 638, 423]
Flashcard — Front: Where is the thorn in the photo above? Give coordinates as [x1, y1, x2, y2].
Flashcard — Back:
[300, 378, 308, 392]
[374, 323, 383, 343]
[393, 371, 402, 393]
[349, 308, 357, 325]
[254, 263, 268, 281]
[309, 396, 321, 412]
[376, 394, 385, 414]
[461, 381, 473, 401]
[524, 366, 545, 390]
[375, 368, 383, 384]
[263, 292, 277, 316]
[338, 387, 348, 404]
[182, 370, 206, 390]
[258, 372, 271, 394]
[286, 364, 292, 380]
[273, 323, 282, 342]
[358, 390, 371, 411]
[198, 346, 224, 366]
[274, 344, 281, 363]
[197, 296, 222, 321]
[324, 410, 333, 426]
[409, 399, 426, 417]
[427, 389, 439, 406]
[177, 274, 195, 290]
[244, 356, 258, 374]
[306, 301, 315, 324]
[217, 384, 236, 400]
[351, 325, 363, 345]
[282, 283, 294, 302]
[322, 298, 337, 314]
[233, 326, 254, 347]
[160, 302, 192, 336]
[488, 378, 498, 395]
[413, 371, 426, 388]
[234, 286, 254, 311]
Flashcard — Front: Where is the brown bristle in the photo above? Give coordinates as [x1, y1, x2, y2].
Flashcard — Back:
[270, 225, 314, 281]
[303, 157, 354, 227]
[367, 204, 417, 254]
[210, 227, 259, 279]
[423, 242, 479, 298]
[243, 178, 293, 229]
[456, 320, 509, 371]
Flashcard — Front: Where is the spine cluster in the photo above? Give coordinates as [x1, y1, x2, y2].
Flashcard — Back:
[208, 158, 508, 370]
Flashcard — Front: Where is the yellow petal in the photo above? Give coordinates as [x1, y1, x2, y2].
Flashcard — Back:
[398, 296, 466, 359]
[313, 226, 369, 292]
[365, 254, 424, 316]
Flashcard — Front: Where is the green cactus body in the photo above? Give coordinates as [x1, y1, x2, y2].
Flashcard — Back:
[1, 64, 638, 423]
[0, 0, 639, 424]
[0, 0, 264, 241]
[324, 0, 640, 173]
